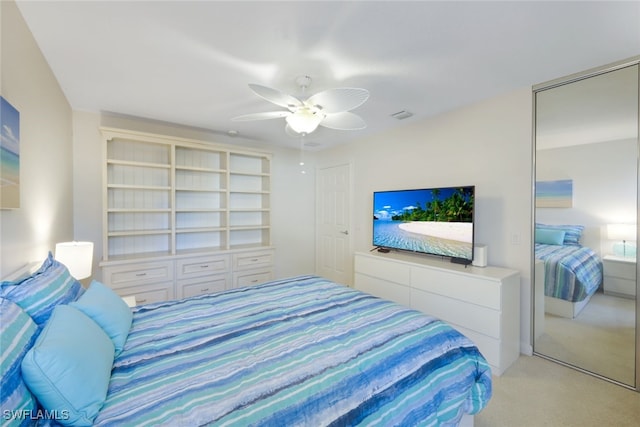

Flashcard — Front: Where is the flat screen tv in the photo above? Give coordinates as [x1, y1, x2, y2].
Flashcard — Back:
[372, 186, 475, 264]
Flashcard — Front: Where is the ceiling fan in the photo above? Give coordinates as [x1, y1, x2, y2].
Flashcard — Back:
[232, 76, 369, 136]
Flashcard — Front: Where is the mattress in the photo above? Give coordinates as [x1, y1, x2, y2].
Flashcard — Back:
[93, 275, 492, 426]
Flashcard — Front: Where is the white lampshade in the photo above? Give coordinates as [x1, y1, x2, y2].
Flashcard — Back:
[606, 224, 636, 241]
[55, 241, 94, 280]
[286, 108, 324, 134]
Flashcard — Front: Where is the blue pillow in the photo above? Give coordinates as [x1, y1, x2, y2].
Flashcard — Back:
[71, 280, 132, 356]
[0, 252, 84, 326]
[535, 228, 566, 245]
[536, 223, 584, 246]
[21, 305, 114, 426]
[0, 298, 39, 427]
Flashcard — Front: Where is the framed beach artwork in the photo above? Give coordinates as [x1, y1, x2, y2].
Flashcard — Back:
[1, 96, 20, 209]
[536, 179, 573, 208]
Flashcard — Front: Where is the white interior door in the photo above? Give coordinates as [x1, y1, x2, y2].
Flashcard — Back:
[316, 163, 352, 285]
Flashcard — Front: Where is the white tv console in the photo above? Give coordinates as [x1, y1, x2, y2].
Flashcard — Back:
[354, 251, 520, 376]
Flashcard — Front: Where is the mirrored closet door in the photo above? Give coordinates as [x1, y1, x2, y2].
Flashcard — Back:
[533, 58, 639, 390]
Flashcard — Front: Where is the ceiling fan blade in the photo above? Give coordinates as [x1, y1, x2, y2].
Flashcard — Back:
[306, 88, 369, 113]
[231, 111, 290, 121]
[248, 84, 303, 109]
[320, 112, 367, 130]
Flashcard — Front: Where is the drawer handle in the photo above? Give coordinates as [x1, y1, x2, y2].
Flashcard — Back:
[200, 264, 209, 268]
[135, 272, 147, 277]
[251, 279, 258, 283]
[137, 299, 147, 304]
[200, 288, 210, 292]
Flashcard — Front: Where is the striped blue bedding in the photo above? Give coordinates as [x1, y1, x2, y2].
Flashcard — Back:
[535, 243, 603, 302]
[93, 275, 492, 426]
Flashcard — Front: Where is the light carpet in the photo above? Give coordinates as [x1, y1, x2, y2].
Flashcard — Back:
[534, 291, 635, 385]
[475, 355, 640, 426]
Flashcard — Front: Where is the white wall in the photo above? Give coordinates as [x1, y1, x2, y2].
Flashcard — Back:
[71, 112, 317, 281]
[536, 138, 637, 254]
[0, 0, 74, 277]
[316, 87, 535, 354]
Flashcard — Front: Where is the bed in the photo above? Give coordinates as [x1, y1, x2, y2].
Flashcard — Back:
[1, 253, 492, 427]
[534, 223, 603, 318]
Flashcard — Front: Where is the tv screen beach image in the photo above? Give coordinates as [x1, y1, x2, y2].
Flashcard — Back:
[373, 187, 473, 259]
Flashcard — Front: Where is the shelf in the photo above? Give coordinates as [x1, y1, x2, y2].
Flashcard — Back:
[229, 190, 270, 195]
[108, 208, 172, 213]
[108, 229, 171, 237]
[175, 208, 226, 212]
[174, 246, 226, 255]
[230, 171, 270, 177]
[230, 226, 270, 231]
[108, 184, 171, 191]
[103, 250, 174, 263]
[103, 128, 271, 260]
[175, 165, 226, 173]
[229, 243, 272, 251]
[108, 159, 171, 169]
[175, 188, 227, 192]
[176, 227, 226, 233]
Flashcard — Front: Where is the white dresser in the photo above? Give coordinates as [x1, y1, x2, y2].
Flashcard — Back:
[603, 254, 637, 298]
[354, 251, 520, 376]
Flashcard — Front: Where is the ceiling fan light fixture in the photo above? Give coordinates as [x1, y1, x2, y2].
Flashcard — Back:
[236, 79, 368, 136]
[286, 108, 325, 134]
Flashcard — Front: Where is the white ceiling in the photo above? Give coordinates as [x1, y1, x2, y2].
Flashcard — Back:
[15, 0, 640, 150]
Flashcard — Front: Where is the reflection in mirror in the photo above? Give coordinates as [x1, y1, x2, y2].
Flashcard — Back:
[533, 63, 638, 388]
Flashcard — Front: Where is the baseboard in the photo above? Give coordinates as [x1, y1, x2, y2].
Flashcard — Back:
[521, 343, 533, 356]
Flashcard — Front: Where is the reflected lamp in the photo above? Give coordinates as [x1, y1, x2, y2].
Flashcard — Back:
[606, 224, 636, 257]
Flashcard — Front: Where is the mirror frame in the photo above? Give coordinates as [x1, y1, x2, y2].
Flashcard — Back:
[531, 56, 640, 392]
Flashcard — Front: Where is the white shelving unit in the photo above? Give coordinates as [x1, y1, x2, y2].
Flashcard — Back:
[100, 128, 274, 302]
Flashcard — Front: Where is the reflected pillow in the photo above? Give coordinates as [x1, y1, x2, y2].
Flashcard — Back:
[536, 223, 584, 246]
[535, 228, 566, 245]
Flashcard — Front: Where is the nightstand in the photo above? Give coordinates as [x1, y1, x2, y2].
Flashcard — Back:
[602, 255, 636, 298]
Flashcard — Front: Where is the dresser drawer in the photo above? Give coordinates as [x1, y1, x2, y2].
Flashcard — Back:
[603, 277, 636, 298]
[176, 255, 230, 280]
[233, 269, 273, 288]
[603, 258, 636, 280]
[177, 274, 229, 299]
[233, 250, 274, 271]
[411, 288, 502, 339]
[102, 260, 174, 288]
[355, 254, 411, 285]
[354, 273, 411, 307]
[411, 266, 502, 311]
[113, 282, 174, 306]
